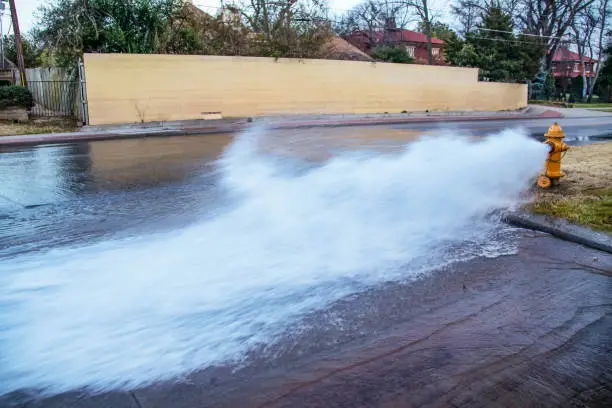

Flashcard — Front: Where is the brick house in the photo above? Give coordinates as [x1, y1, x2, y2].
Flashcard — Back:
[344, 28, 445, 65]
[551, 47, 598, 92]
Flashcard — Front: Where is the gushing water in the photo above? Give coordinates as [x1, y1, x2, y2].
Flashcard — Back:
[0, 127, 548, 396]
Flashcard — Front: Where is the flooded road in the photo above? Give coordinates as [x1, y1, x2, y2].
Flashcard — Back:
[0, 126, 611, 407]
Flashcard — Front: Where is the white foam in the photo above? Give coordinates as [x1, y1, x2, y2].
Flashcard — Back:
[0, 126, 548, 395]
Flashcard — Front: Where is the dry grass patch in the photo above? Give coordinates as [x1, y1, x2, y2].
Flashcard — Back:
[0, 119, 77, 136]
[527, 142, 612, 232]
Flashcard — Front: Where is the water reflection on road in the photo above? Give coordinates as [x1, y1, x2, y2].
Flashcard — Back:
[0, 127, 434, 257]
[0, 134, 232, 256]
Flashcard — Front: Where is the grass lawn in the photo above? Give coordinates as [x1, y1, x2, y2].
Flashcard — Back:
[0, 119, 77, 136]
[527, 142, 612, 233]
[573, 102, 612, 108]
[530, 189, 612, 233]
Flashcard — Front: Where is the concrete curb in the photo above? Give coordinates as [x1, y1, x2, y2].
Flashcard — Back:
[0, 111, 563, 147]
[504, 211, 612, 254]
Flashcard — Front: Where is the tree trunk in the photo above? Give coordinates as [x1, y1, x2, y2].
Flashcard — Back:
[545, 43, 557, 73]
[587, 0, 609, 102]
[426, 23, 432, 65]
[573, 26, 588, 100]
[423, 2, 432, 65]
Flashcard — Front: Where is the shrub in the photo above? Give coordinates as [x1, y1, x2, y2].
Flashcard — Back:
[371, 45, 414, 64]
[0, 85, 34, 109]
[570, 76, 585, 102]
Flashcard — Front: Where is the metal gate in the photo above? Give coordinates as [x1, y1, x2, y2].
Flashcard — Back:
[27, 80, 79, 118]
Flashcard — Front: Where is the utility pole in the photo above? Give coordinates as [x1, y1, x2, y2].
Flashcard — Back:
[8, 0, 25, 86]
[0, 2, 5, 70]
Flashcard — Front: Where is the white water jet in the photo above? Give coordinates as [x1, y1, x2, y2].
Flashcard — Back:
[0, 126, 548, 396]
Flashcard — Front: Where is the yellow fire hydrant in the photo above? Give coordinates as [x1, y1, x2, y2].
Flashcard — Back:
[537, 122, 569, 189]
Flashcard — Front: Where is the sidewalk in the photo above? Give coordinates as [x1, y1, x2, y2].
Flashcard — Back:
[532, 105, 612, 118]
[0, 107, 563, 147]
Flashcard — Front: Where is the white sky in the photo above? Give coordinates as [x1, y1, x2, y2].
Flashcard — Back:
[1, 0, 41, 36]
[6, 0, 448, 36]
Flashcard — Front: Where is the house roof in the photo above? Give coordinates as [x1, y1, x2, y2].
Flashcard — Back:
[552, 48, 597, 63]
[321, 36, 374, 62]
[382, 29, 445, 45]
[349, 29, 445, 46]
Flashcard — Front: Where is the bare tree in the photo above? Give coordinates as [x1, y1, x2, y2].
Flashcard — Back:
[571, 7, 598, 99]
[517, 0, 595, 72]
[404, 0, 435, 64]
[336, 0, 383, 44]
[451, 0, 483, 35]
[451, 0, 521, 36]
[232, 0, 332, 58]
[335, 0, 411, 45]
[586, 0, 610, 101]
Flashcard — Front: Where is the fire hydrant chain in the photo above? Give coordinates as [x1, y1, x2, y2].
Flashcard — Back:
[537, 123, 569, 189]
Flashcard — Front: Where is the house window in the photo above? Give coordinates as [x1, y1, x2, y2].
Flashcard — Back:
[432, 48, 440, 57]
[574, 63, 580, 71]
[405, 46, 415, 57]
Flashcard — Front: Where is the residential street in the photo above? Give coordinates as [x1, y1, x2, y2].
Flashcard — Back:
[0, 124, 610, 408]
[2, 233, 610, 408]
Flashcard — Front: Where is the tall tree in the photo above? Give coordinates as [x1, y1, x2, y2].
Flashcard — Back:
[594, 38, 612, 101]
[417, 21, 458, 43]
[517, 0, 595, 72]
[34, 0, 333, 65]
[451, 0, 482, 35]
[405, 0, 435, 64]
[237, 0, 332, 58]
[451, 0, 521, 36]
[585, 0, 610, 102]
[571, 6, 598, 99]
[34, 0, 184, 66]
[2, 35, 43, 68]
[334, 0, 411, 43]
[447, 6, 545, 82]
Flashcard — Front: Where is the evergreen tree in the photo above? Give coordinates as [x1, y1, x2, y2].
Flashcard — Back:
[570, 76, 585, 101]
[545, 72, 556, 99]
[446, 6, 545, 83]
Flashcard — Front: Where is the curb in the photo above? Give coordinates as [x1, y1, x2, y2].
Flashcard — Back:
[504, 211, 612, 254]
[0, 111, 563, 147]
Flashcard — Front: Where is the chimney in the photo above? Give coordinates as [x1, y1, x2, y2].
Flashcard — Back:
[384, 17, 396, 30]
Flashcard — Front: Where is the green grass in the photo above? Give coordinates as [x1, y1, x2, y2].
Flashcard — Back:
[529, 188, 612, 233]
[592, 108, 612, 112]
[530, 101, 612, 109]
[573, 102, 612, 108]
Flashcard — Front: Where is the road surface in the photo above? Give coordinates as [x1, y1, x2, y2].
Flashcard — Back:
[0, 121, 610, 407]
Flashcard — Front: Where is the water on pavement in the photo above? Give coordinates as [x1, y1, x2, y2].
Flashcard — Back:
[0, 125, 553, 397]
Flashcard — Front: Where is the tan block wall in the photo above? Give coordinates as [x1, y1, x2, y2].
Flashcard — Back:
[84, 54, 527, 125]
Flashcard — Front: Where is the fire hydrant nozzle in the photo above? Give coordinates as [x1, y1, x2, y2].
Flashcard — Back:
[537, 122, 569, 189]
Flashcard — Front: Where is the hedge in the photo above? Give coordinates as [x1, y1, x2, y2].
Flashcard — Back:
[0, 85, 34, 109]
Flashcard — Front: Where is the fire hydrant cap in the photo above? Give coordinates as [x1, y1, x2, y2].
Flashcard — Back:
[545, 122, 565, 138]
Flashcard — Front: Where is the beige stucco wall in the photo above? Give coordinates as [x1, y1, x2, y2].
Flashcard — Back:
[84, 54, 527, 125]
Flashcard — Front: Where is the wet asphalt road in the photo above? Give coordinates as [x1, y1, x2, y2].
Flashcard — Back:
[1, 126, 611, 407]
[391, 116, 612, 144]
[2, 233, 610, 408]
[0, 134, 232, 257]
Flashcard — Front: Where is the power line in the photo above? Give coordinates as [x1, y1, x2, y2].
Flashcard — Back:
[466, 35, 552, 45]
[478, 28, 561, 39]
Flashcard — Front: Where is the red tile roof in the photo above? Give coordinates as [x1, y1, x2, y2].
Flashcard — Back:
[382, 29, 445, 45]
[552, 48, 597, 63]
[349, 29, 445, 46]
